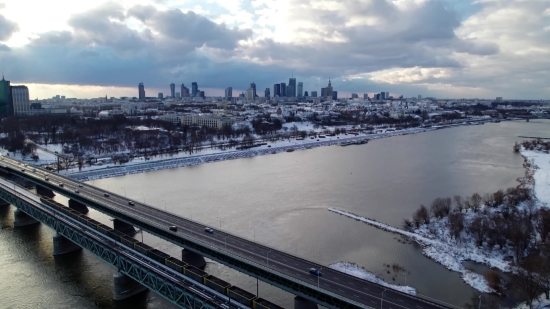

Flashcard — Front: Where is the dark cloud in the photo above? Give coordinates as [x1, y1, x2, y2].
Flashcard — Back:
[128, 5, 252, 50]
[32, 31, 72, 45]
[79, 50, 99, 57]
[0, 14, 18, 41]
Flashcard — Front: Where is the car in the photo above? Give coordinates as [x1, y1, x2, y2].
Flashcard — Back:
[32, 168, 36, 172]
[128, 201, 135, 206]
[78, 184, 83, 188]
[104, 193, 110, 197]
[59, 183, 64, 187]
[309, 268, 322, 276]
[204, 227, 214, 233]
[75, 189, 80, 193]
[45, 177, 49, 181]
[20, 169, 25, 172]
[169, 226, 177, 231]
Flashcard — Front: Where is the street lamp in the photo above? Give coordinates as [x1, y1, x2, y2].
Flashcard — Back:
[381, 288, 387, 309]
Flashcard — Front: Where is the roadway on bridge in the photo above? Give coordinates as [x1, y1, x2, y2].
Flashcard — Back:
[1, 156, 449, 309]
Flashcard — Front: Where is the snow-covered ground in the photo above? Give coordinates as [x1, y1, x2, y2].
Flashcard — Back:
[46, 126, 432, 181]
[329, 262, 417, 295]
[327, 148, 550, 294]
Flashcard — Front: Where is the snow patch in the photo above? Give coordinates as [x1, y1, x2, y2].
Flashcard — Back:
[329, 262, 417, 295]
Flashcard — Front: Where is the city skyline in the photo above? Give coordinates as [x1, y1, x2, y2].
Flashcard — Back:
[0, 1, 548, 100]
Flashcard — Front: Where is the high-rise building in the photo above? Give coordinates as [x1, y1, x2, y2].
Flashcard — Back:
[138, 82, 145, 101]
[304, 91, 309, 97]
[264, 88, 270, 98]
[11, 85, 29, 116]
[0, 76, 11, 116]
[225, 87, 233, 99]
[297, 82, 303, 98]
[274, 84, 281, 97]
[192, 82, 198, 97]
[181, 84, 189, 97]
[280, 83, 286, 97]
[351, 93, 358, 98]
[311, 91, 317, 97]
[364, 93, 369, 99]
[158, 93, 163, 99]
[332, 91, 338, 100]
[288, 78, 296, 97]
[250, 82, 257, 98]
[381, 92, 386, 100]
[286, 85, 292, 99]
[385, 92, 389, 99]
[247, 87, 255, 101]
[321, 79, 333, 98]
[176, 92, 180, 98]
[418, 95, 422, 100]
[170, 83, 175, 98]
[199, 91, 205, 98]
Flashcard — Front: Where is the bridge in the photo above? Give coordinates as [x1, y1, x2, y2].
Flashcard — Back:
[0, 155, 452, 309]
[0, 178, 247, 309]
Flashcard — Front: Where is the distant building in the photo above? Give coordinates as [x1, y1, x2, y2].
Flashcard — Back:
[332, 91, 338, 100]
[286, 85, 293, 99]
[351, 93, 358, 99]
[381, 92, 386, 100]
[385, 92, 389, 99]
[418, 95, 422, 100]
[199, 91, 205, 98]
[176, 92, 180, 98]
[247, 87, 255, 101]
[138, 82, 145, 101]
[280, 83, 287, 97]
[11, 85, 29, 116]
[0, 76, 11, 116]
[274, 84, 281, 97]
[288, 78, 296, 97]
[321, 79, 333, 98]
[304, 91, 309, 97]
[496, 97, 503, 102]
[363, 93, 369, 99]
[181, 84, 190, 97]
[225, 87, 233, 99]
[311, 91, 317, 97]
[192, 82, 198, 97]
[297, 82, 303, 98]
[158, 93, 163, 99]
[170, 83, 175, 98]
[250, 82, 257, 98]
[264, 87, 270, 98]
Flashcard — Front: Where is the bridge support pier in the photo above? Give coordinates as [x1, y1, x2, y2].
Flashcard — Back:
[68, 199, 88, 214]
[36, 185, 55, 198]
[294, 296, 318, 309]
[113, 272, 148, 300]
[13, 209, 38, 226]
[53, 233, 81, 255]
[182, 249, 206, 269]
[113, 219, 136, 235]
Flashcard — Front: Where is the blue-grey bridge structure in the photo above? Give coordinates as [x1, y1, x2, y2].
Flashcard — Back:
[0, 155, 452, 309]
[0, 179, 246, 309]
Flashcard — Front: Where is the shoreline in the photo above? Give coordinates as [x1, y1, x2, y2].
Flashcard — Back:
[62, 126, 432, 181]
[327, 146, 549, 294]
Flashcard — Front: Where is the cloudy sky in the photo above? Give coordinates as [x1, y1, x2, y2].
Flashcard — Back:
[0, 0, 548, 99]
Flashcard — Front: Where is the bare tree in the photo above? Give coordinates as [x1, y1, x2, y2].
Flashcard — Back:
[468, 215, 488, 247]
[431, 197, 452, 219]
[448, 212, 464, 241]
[471, 193, 483, 212]
[412, 205, 430, 227]
[535, 209, 550, 244]
[493, 190, 505, 206]
[514, 258, 544, 308]
[453, 195, 464, 212]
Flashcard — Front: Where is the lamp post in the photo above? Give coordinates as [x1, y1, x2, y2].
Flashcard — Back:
[381, 288, 387, 309]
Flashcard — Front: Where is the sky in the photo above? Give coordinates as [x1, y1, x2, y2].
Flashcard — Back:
[0, 0, 549, 100]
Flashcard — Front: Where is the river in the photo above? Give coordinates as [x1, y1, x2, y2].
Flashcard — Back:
[0, 119, 548, 309]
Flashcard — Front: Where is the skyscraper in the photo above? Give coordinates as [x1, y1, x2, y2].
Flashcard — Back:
[288, 78, 296, 97]
[286, 85, 292, 99]
[311, 91, 317, 97]
[381, 92, 386, 100]
[250, 82, 257, 98]
[304, 91, 309, 97]
[321, 79, 333, 98]
[0, 76, 11, 116]
[225, 87, 233, 99]
[385, 92, 389, 99]
[192, 82, 198, 97]
[170, 83, 175, 98]
[332, 91, 338, 100]
[264, 88, 270, 98]
[158, 93, 163, 99]
[181, 84, 189, 97]
[247, 87, 255, 101]
[11, 86, 29, 116]
[297, 82, 303, 98]
[138, 82, 145, 101]
[280, 83, 286, 97]
[274, 84, 281, 97]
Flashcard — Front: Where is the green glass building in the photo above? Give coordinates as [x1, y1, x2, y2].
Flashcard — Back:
[0, 76, 12, 117]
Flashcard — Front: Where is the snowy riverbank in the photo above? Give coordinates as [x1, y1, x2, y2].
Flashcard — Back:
[328, 148, 550, 294]
[329, 262, 417, 295]
[57, 127, 430, 181]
